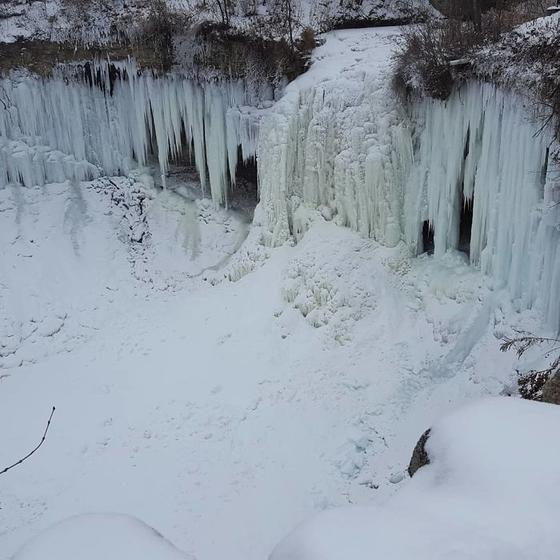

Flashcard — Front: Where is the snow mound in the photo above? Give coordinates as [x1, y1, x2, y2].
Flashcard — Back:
[13, 514, 194, 560]
[271, 397, 560, 560]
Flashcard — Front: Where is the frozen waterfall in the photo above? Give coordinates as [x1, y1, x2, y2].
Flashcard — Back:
[1, 53, 559, 331]
[405, 82, 560, 331]
[0, 60, 270, 205]
[257, 80, 560, 331]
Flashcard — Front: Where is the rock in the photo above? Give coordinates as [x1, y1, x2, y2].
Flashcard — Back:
[542, 373, 560, 405]
[408, 428, 431, 477]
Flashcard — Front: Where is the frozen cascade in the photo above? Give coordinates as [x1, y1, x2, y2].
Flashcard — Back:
[257, 72, 412, 247]
[257, 77, 560, 331]
[0, 60, 270, 205]
[405, 82, 560, 331]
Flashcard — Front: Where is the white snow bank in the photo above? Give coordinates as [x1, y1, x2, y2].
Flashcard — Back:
[271, 397, 560, 560]
[13, 514, 194, 560]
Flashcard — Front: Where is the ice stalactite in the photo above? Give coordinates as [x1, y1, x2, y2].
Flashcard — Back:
[0, 60, 272, 205]
[405, 81, 560, 331]
[257, 78, 560, 331]
[257, 78, 413, 246]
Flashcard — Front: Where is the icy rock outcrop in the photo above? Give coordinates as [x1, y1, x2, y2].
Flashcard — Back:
[0, 60, 270, 205]
[542, 373, 560, 405]
[408, 429, 431, 477]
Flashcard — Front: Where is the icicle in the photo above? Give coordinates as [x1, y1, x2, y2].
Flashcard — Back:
[0, 60, 267, 203]
[404, 81, 560, 331]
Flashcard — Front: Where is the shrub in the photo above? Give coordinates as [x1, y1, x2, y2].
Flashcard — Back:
[392, 8, 524, 101]
[501, 335, 560, 401]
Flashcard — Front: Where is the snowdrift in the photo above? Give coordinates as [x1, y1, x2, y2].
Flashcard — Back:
[13, 514, 194, 560]
[271, 397, 560, 560]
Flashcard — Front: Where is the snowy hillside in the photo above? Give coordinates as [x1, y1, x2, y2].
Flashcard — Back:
[1, 8, 559, 560]
[0, 0, 434, 44]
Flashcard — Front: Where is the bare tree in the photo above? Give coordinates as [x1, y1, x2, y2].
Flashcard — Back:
[209, 0, 234, 25]
[267, 0, 302, 49]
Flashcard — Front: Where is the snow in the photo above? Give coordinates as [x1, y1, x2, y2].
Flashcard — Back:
[0, 174, 545, 559]
[271, 397, 560, 560]
[0, 14, 558, 560]
[13, 513, 193, 560]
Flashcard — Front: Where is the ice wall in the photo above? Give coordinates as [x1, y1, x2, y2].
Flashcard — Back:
[257, 78, 560, 330]
[257, 71, 412, 247]
[405, 82, 560, 331]
[0, 60, 270, 205]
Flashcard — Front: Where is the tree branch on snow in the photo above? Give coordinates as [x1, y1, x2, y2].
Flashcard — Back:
[0, 407, 56, 476]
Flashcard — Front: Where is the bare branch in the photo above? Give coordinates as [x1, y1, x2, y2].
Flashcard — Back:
[0, 407, 56, 476]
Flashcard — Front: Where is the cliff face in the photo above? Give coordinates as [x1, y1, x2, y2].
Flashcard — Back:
[2, 27, 559, 332]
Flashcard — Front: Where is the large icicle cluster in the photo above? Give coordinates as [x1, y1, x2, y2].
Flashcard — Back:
[0, 60, 270, 205]
[257, 32, 412, 247]
[405, 82, 560, 330]
[256, 31, 560, 331]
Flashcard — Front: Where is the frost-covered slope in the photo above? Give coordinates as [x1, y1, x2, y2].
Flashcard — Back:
[0, 0, 434, 44]
[0, 175, 535, 559]
[271, 397, 560, 560]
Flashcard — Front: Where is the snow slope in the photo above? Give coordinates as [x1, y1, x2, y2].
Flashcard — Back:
[0, 169, 541, 559]
[271, 397, 560, 560]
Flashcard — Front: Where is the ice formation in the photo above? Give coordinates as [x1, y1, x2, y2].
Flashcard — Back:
[257, 68, 412, 247]
[257, 77, 560, 331]
[405, 82, 560, 331]
[1, 37, 559, 331]
[0, 60, 269, 205]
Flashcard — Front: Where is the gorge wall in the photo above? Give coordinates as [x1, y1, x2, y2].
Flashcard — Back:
[1, 29, 559, 331]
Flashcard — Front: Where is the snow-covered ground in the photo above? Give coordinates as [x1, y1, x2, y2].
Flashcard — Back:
[272, 397, 560, 560]
[0, 164, 544, 559]
[1, 17, 557, 560]
[14, 513, 194, 560]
